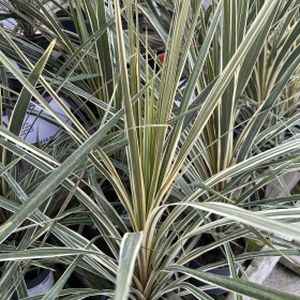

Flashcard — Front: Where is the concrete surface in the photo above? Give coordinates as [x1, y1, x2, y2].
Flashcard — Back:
[280, 255, 300, 276]
[263, 264, 300, 296]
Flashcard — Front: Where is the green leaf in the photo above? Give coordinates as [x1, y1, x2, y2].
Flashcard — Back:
[172, 202, 300, 242]
[115, 232, 143, 300]
[0, 110, 120, 243]
[7, 39, 56, 137]
[3, 39, 56, 166]
[236, 47, 300, 161]
[167, 266, 300, 300]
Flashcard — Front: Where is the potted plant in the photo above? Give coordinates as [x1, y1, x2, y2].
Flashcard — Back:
[0, 1, 300, 300]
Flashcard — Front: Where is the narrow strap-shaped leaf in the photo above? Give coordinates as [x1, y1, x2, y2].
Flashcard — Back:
[0, 247, 111, 261]
[164, 282, 214, 300]
[271, 18, 300, 78]
[224, 243, 243, 300]
[236, 48, 300, 161]
[0, 63, 10, 107]
[160, 0, 280, 199]
[32, 0, 75, 53]
[161, 2, 221, 178]
[0, 158, 21, 177]
[114, 0, 146, 228]
[0, 228, 37, 300]
[115, 232, 143, 300]
[0, 109, 121, 243]
[138, 5, 168, 44]
[171, 202, 300, 242]
[3, 39, 56, 166]
[170, 78, 217, 127]
[167, 266, 300, 300]
[7, 39, 56, 137]
[41, 238, 100, 300]
[0, 50, 79, 141]
[237, 0, 250, 44]
[0, 23, 94, 143]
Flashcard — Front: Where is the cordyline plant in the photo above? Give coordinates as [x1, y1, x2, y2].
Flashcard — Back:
[0, 0, 300, 299]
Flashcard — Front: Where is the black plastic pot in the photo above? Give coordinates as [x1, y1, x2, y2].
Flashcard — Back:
[26, 269, 54, 297]
[11, 269, 54, 299]
[189, 261, 231, 296]
[55, 8, 92, 34]
[188, 235, 246, 296]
